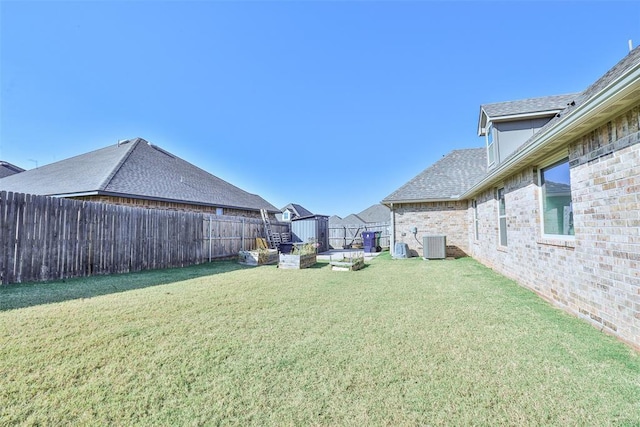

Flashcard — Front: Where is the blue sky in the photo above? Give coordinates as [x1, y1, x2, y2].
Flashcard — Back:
[1, 1, 639, 217]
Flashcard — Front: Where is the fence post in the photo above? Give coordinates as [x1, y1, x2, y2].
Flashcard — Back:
[208, 216, 212, 263]
[343, 226, 346, 249]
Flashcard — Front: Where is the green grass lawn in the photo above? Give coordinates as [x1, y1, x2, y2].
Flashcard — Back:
[1, 254, 639, 426]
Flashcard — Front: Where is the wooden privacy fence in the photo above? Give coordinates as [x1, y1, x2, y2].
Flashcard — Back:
[329, 221, 390, 249]
[203, 215, 289, 259]
[0, 191, 289, 285]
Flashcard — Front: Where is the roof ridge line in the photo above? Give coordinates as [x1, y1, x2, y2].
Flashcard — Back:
[97, 138, 143, 190]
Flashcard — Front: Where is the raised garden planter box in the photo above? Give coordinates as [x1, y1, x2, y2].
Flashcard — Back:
[330, 257, 365, 271]
[238, 249, 278, 266]
[278, 253, 317, 269]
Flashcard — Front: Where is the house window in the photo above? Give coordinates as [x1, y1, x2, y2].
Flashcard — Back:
[486, 123, 496, 166]
[216, 208, 223, 215]
[472, 199, 479, 240]
[497, 188, 507, 246]
[540, 158, 573, 236]
[282, 211, 290, 221]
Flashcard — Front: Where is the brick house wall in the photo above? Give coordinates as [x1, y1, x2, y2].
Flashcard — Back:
[470, 103, 640, 349]
[392, 201, 469, 258]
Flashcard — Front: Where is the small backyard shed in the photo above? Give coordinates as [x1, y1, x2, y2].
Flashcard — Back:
[291, 215, 329, 252]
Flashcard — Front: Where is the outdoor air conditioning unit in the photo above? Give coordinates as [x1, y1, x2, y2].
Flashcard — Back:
[423, 235, 446, 259]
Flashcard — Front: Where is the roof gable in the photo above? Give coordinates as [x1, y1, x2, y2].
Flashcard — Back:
[280, 203, 313, 218]
[328, 215, 343, 223]
[0, 161, 26, 178]
[357, 204, 390, 223]
[0, 141, 136, 195]
[341, 213, 365, 224]
[0, 138, 278, 212]
[383, 148, 487, 203]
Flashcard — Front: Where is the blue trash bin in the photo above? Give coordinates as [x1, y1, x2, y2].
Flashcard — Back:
[362, 231, 376, 253]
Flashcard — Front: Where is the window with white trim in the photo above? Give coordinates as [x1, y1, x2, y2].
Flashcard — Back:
[540, 158, 573, 236]
[283, 211, 291, 221]
[472, 199, 479, 240]
[497, 188, 507, 246]
[486, 123, 496, 166]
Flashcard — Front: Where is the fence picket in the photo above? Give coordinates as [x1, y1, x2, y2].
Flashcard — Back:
[3, 192, 16, 284]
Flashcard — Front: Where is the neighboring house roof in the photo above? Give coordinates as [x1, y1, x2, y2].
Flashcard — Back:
[328, 215, 343, 226]
[0, 138, 279, 212]
[340, 213, 365, 225]
[382, 148, 487, 203]
[0, 161, 25, 178]
[357, 204, 390, 223]
[545, 181, 571, 196]
[328, 205, 390, 227]
[465, 45, 640, 198]
[281, 203, 314, 218]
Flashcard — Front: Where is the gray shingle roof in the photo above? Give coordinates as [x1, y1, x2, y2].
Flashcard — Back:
[357, 204, 390, 223]
[340, 214, 365, 225]
[328, 215, 344, 227]
[572, 46, 640, 108]
[481, 93, 579, 119]
[0, 138, 278, 212]
[281, 203, 314, 218]
[0, 143, 134, 194]
[0, 161, 25, 178]
[382, 148, 487, 203]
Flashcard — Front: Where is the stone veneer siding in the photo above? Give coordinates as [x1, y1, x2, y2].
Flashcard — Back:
[392, 201, 469, 258]
[470, 103, 640, 349]
[70, 195, 263, 218]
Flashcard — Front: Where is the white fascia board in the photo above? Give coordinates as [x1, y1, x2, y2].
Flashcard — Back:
[477, 108, 488, 136]
[462, 62, 640, 199]
[52, 191, 99, 198]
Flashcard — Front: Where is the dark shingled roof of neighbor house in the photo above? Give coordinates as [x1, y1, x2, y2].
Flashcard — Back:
[281, 203, 314, 218]
[382, 148, 487, 203]
[340, 214, 365, 225]
[0, 138, 279, 213]
[0, 161, 25, 179]
[357, 204, 390, 223]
